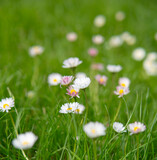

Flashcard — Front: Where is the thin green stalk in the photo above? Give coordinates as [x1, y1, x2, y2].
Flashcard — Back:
[9, 113, 29, 160]
[136, 135, 140, 160]
[93, 139, 97, 160]
[113, 99, 122, 122]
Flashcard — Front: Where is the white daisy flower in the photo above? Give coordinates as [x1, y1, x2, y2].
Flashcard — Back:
[76, 72, 87, 79]
[62, 57, 82, 68]
[114, 86, 130, 98]
[66, 32, 78, 42]
[29, 46, 44, 57]
[143, 52, 157, 76]
[108, 35, 123, 48]
[59, 102, 85, 114]
[0, 98, 14, 112]
[127, 122, 146, 135]
[119, 77, 131, 88]
[83, 122, 106, 138]
[113, 122, 125, 133]
[12, 132, 38, 150]
[73, 77, 91, 89]
[107, 65, 122, 73]
[94, 15, 106, 27]
[73, 103, 85, 114]
[115, 11, 125, 21]
[121, 32, 136, 45]
[132, 48, 146, 61]
[92, 35, 104, 45]
[48, 73, 62, 86]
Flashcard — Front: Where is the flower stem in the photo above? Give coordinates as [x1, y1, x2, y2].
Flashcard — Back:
[136, 135, 140, 160]
[113, 99, 122, 122]
[9, 112, 29, 160]
[93, 139, 97, 160]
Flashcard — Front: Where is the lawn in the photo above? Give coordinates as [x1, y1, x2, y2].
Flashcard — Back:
[0, 0, 157, 159]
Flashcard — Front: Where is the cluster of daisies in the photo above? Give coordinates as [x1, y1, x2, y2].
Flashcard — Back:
[0, 98, 38, 150]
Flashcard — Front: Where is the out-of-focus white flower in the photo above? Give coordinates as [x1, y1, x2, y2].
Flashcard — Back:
[26, 91, 35, 99]
[91, 63, 104, 71]
[114, 86, 130, 98]
[154, 33, 157, 41]
[29, 46, 44, 57]
[66, 32, 77, 42]
[0, 98, 14, 112]
[67, 85, 79, 98]
[88, 48, 98, 57]
[127, 122, 146, 135]
[115, 11, 125, 21]
[12, 132, 38, 150]
[73, 77, 91, 89]
[95, 75, 108, 86]
[83, 122, 106, 138]
[113, 122, 125, 133]
[143, 52, 157, 76]
[48, 73, 62, 86]
[121, 32, 136, 45]
[132, 48, 146, 61]
[92, 35, 104, 45]
[119, 77, 131, 88]
[59, 102, 85, 114]
[109, 36, 123, 48]
[76, 72, 87, 78]
[62, 57, 82, 68]
[94, 15, 106, 27]
[107, 65, 122, 73]
[60, 76, 73, 86]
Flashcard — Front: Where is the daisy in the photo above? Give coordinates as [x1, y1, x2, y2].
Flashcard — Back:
[62, 57, 82, 68]
[92, 35, 104, 45]
[59, 102, 85, 114]
[76, 72, 87, 78]
[0, 98, 14, 112]
[109, 36, 123, 48]
[29, 46, 44, 57]
[113, 122, 125, 133]
[66, 32, 78, 42]
[12, 132, 38, 150]
[91, 63, 104, 71]
[74, 103, 85, 114]
[121, 32, 136, 45]
[88, 48, 98, 57]
[60, 76, 73, 86]
[118, 77, 131, 88]
[143, 52, 157, 76]
[127, 122, 146, 135]
[114, 86, 130, 98]
[48, 73, 62, 86]
[73, 77, 91, 89]
[83, 122, 106, 138]
[115, 11, 125, 21]
[95, 74, 108, 86]
[132, 48, 146, 61]
[67, 85, 79, 98]
[94, 15, 106, 27]
[107, 65, 122, 73]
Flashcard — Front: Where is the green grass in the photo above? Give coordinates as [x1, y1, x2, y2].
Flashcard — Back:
[0, 0, 157, 159]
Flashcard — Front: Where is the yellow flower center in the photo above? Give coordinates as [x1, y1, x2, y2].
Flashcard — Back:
[91, 129, 96, 134]
[99, 78, 104, 83]
[53, 78, 57, 82]
[67, 107, 72, 111]
[3, 104, 9, 109]
[121, 83, 126, 87]
[119, 89, 124, 94]
[22, 141, 29, 145]
[134, 126, 140, 131]
[34, 47, 39, 52]
[70, 89, 76, 94]
[75, 109, 80, 113]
